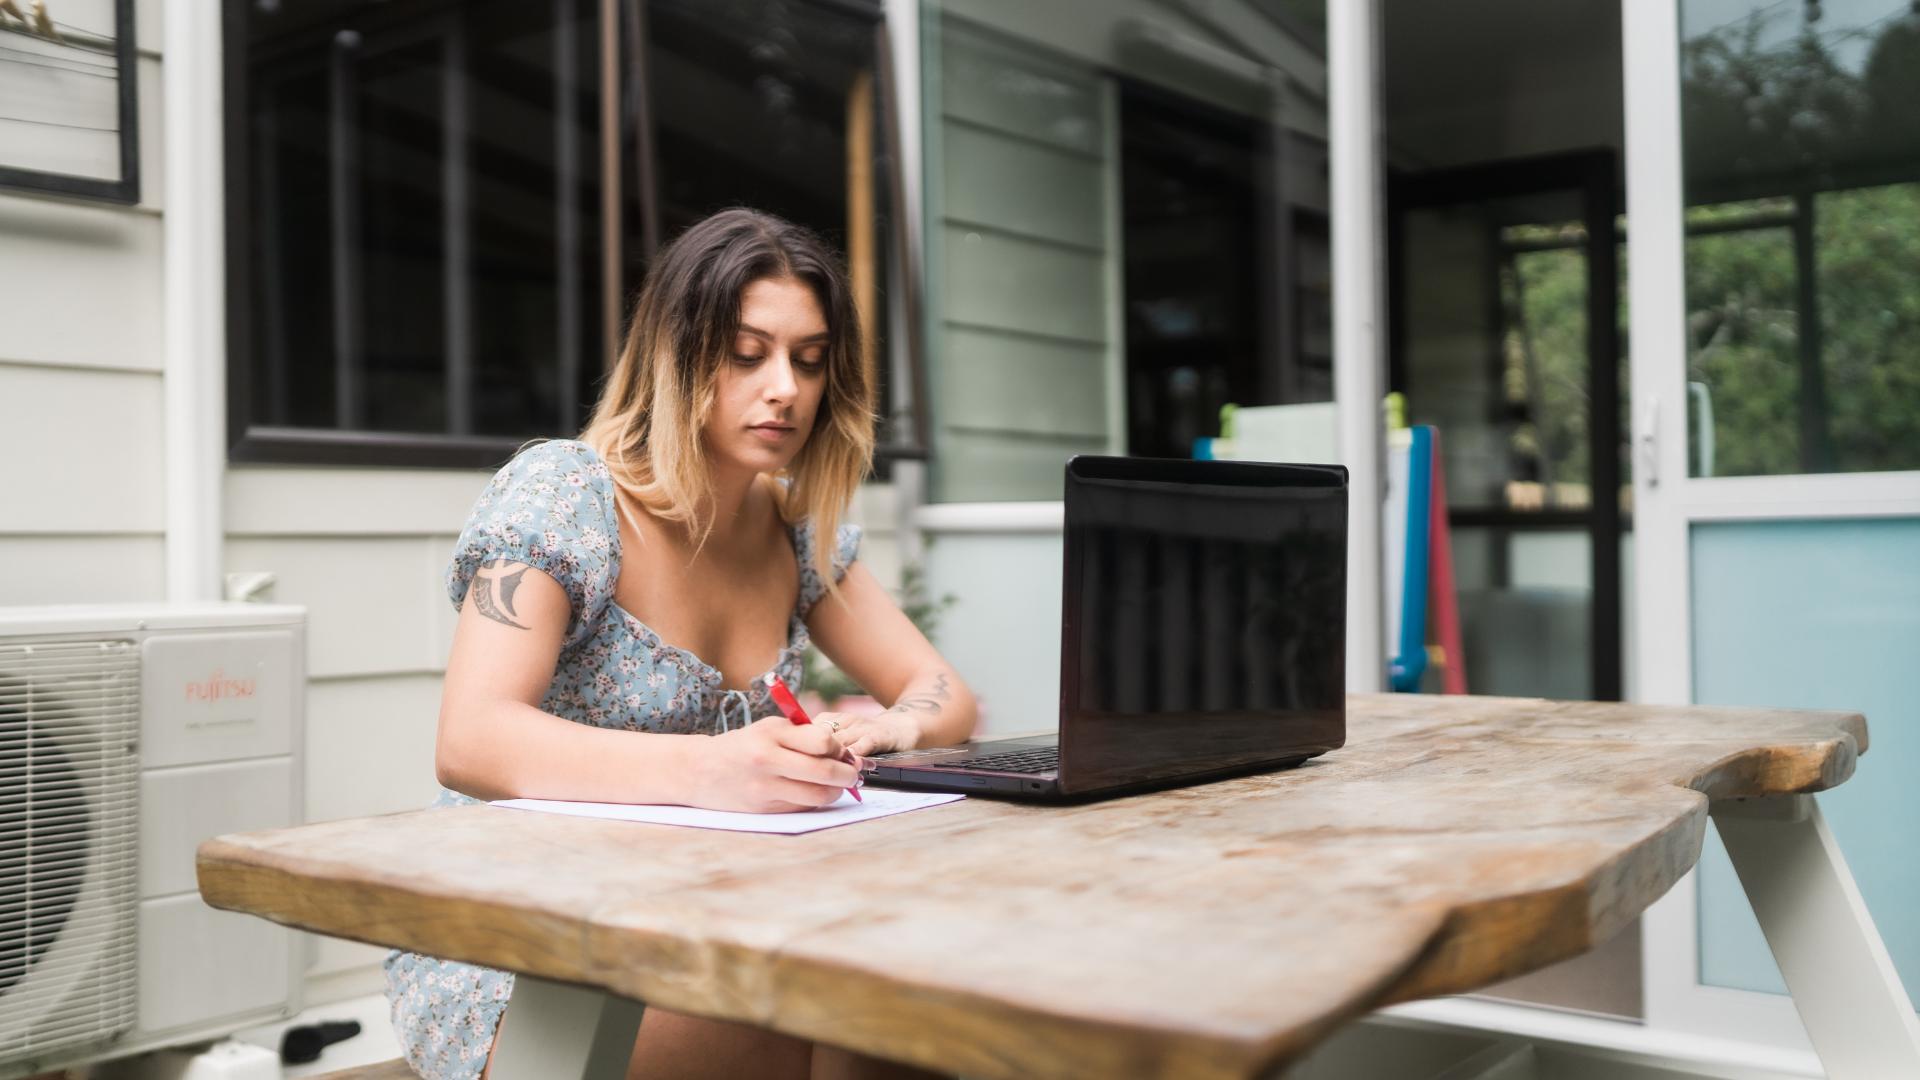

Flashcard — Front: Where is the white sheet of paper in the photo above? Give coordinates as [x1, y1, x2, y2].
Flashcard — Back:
[491, 787, 965, 834]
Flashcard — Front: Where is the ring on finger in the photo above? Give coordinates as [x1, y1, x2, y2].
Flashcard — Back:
[822, 717, 841, 733]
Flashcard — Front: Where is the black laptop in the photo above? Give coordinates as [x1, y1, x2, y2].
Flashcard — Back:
[866, 454, 1348, 802]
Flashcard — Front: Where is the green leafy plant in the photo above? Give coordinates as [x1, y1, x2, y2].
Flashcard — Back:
[801, 561, 957, 702]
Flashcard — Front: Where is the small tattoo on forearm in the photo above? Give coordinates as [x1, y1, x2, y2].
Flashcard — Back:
[474, 564, 530, 630]
[889, 673, 951, 716]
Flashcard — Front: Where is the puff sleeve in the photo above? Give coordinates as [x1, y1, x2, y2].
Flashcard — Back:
[444, 440, 617, 652]
[795, 520, 863, 617]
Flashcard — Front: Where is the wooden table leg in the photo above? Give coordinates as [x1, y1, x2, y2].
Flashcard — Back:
[489, 975, 646, 1080]
[1711, 794, 1920, 1079]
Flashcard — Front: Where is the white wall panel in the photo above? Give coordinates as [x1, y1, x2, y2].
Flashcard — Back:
[0, 197, 163, 371]
[0, 364, 164, 531]
[312, 937, 390, 982]
[225, 537, 446, 678]
[423, 533, 462, 668]
[922, 529, 1064, 735]
[0, 534, 164, 603]
[136, 0, 161, 54]
[305, 674, 443, 825]
[227, 467, 496, 536]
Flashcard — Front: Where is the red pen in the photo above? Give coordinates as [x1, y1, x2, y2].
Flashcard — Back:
[766, 674, 862, 803]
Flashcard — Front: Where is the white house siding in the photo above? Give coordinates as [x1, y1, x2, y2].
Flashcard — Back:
[926, 19, 1119, 504]
[0, 0, 166, 605]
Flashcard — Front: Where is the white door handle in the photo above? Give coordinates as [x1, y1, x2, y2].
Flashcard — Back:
[1689, 381, 1715, 478]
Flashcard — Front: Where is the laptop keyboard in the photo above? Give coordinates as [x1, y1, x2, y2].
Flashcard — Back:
[928, 746, 1058, 774]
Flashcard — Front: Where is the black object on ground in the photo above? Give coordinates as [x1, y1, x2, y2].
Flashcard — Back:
[280, 1019, 363, 1064]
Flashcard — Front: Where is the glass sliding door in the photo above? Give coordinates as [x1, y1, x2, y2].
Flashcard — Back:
[1629, 0, 1920, 1051]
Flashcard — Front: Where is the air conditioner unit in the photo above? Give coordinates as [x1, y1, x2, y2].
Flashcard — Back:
[0, 604, 306, 1080]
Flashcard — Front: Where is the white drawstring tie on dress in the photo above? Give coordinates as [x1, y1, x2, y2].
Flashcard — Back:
[717, 688, 754, 735]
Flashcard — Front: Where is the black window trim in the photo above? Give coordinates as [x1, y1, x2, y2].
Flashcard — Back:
[0, 0, 141, 205]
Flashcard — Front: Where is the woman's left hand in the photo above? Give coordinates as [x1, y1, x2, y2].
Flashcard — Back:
[816, 709, 918, 760]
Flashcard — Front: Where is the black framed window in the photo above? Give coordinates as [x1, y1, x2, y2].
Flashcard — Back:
[0, 0, 140, 204]
[225, 0, 914, 469]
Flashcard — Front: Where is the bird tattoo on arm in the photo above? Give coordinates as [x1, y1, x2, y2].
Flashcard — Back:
[474, 560, 531, 630]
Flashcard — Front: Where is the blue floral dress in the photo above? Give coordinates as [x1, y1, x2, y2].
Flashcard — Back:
[383, 439, 860, 1080]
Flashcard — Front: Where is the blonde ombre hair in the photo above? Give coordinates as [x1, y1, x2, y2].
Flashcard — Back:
[577, 208, 876, 582]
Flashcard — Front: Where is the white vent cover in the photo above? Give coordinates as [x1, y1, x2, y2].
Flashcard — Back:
[0, 640, 140, 1062]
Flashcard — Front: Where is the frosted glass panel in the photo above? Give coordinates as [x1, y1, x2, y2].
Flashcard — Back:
[1452, 527, 1592, 700]
[1691, 518, 1920, 1006]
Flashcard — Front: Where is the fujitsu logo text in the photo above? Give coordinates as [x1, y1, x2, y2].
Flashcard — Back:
[184, 669, 256, 703]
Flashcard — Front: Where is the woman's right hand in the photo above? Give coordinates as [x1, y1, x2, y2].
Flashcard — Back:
[688, 716, 862, 813]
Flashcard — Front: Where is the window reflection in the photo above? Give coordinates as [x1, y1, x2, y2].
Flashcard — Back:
[1680, 1, 1920, 477]
[242, 0, 607, 441]
[645, 0, 880, 245]
[232, 0, 892, 463]
[643, 0, 896, 457]
[921, 2, 1331, 502]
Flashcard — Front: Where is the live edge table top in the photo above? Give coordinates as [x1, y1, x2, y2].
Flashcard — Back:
[196, 694, 1866, 1080]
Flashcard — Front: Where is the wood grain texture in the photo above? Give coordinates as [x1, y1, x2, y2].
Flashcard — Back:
[197, 694, 1865, 1079]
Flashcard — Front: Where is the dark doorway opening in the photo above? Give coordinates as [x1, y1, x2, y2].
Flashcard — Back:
[1118, 79, 1330, 460]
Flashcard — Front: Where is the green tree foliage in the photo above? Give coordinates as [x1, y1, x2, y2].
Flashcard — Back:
[1503, 238, 1593, 493]
[1681, 7, 1920, 476]
[1505, 8, 1920, 480]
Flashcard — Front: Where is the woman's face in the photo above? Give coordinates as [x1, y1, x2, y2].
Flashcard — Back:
[704, 275, 831, 479]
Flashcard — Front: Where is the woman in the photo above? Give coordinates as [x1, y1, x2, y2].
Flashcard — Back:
[386, 208, 978, 1079]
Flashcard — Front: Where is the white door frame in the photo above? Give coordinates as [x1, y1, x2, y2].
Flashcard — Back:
[1330, 0, 1386, 694]
[1624, 0, 1920, 1054]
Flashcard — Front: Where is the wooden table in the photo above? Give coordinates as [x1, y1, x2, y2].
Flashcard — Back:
[196, 695, 1920, 1079]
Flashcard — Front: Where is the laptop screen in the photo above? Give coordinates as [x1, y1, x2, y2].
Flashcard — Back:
[1058, 456, 1348, 793]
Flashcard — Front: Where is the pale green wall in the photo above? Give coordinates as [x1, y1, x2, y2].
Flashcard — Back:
[926, 19, 1117, 502]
